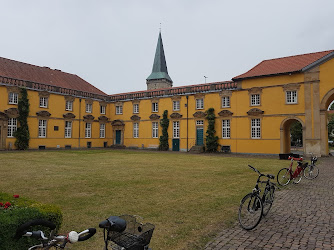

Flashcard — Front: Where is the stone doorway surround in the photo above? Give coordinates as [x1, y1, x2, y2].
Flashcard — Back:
[111, 119, 125, 146]
[0, 111, 8, 150]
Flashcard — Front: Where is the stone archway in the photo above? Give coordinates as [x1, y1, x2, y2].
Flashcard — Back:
[320, 88, 334, 155]
[280, 117, 305, 154]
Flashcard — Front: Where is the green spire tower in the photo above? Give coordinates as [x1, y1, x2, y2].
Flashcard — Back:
[146, 32, 173, 90]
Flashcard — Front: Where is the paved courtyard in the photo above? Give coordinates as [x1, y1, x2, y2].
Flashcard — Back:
[205, 157, 334, 249]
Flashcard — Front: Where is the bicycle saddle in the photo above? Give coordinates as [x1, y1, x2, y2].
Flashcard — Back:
[99, 216, 126, 232]
[266, 174, 275, 179]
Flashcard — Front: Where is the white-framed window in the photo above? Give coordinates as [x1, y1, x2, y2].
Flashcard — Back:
[196, 120, 204, 126]
[100, 123, 105, 138]
[196, 98, 204, 109]
[286, 90, 297, 104]
[173, 100, 180, 111]
[39, 97, 48, 108]
[222, 96, 230, 108]
[133, 122, 139, 138]
[152, 122, 159, 138]
[173, 121, 180, 138]
[38, 119, 47, 138]
[251, 118, 261, 139]
[85, 123, 92, 138]
[65, 100, 73, 111]
[222, 119, 230, 139]
[9, 92, 18, 104]
[116, 105, 123, 115]
[100, 105, 106, 114]
[251, 94, 260, 106]
[152, 102, 158, 112]
[86, 103, 92, 113]
[7, 118, 17, 137]
[65, 121, 72, 138]
[133, 103, 139, 114]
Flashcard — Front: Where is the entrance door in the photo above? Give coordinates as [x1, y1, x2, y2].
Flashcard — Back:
[196, 128, 204, 146]
[115, 130, 122, 145]
[172, 139, 180, 151]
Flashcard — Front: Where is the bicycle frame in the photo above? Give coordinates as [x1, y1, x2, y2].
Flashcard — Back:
[287, 156, 304, 179]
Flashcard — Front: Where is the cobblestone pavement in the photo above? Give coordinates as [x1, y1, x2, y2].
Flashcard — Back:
[205, 157, 334, 249]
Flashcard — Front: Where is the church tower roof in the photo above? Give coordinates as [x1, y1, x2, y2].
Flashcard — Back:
[146, 32, 173, 83]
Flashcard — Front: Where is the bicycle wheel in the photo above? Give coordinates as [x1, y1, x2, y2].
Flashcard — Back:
[262, 186, 275, 216]
[277, 168, 291, 186]
[238, 193, 263, 230]
[292, 170, 303, 184]
[303, 165, 319, 179]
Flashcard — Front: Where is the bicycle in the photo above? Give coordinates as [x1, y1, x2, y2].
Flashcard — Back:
[303, 154, 319, 179]
[99, 215, 155, 250]
[16, 219, 96, 249]
[238, 165, 277, 230]
[277, 156, 306, 186]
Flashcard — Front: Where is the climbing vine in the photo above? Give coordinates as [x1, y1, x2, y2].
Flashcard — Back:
[205, 108, 219, 152]
[159, 110, 169, 151]
[14, 88, 30, 150]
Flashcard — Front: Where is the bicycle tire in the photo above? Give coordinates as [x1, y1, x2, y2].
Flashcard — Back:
[262, 185, 275, 216]
[292, 170, 303, 184]
[303, 165, 319, 179]
[277, 168, 291, 186]
[238, 193, 263, 230]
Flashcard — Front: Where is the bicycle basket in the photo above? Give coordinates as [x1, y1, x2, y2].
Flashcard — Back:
[107, 215, 155, 250]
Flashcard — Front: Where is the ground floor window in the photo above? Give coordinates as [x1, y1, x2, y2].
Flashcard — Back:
[39, 120, 47, 138]
[251, 118, 261, 138]
[173, 121, 180, 138]
[7, 118, 17, 137]
[65, 121, 72, 138]
[222, 119, 230, 138]
[133, 122, 139, 138]
[152, 122, 158, 138]
[100, 123, 105, 138]
[85, 123, 91, 138]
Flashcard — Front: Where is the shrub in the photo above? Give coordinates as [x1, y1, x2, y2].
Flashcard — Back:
[0, 192, 62, 250]
[159, 110, 169, 151]
[205, 108, 219, 152]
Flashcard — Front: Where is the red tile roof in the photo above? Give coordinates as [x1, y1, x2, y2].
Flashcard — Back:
[0, 57, 106, 95]
[233, 50, 334, 80]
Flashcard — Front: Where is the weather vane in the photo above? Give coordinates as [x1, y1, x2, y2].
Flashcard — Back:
[204, 76, 208, 83]
[159, 23, 161, 32]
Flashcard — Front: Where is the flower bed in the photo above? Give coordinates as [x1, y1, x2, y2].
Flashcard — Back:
[0, 192, 62, 250]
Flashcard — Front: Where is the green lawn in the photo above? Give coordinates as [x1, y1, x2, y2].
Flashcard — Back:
[0, 150, 288, 249]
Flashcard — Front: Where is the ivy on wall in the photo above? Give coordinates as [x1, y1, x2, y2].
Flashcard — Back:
[14, 88, 30, 150]
[205, 108, 219, 152]
[159, 110, 169, 151]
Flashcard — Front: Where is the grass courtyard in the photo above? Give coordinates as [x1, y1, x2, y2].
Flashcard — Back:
[0, 150, 288, 249]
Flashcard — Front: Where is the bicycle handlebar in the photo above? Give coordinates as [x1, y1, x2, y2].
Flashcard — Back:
[99, 216, 127, 232]
[248, 165, 274, 179]
[288, 156, 303, 161]
[78, 228, 96, 241]
[16, 219, 56, 238]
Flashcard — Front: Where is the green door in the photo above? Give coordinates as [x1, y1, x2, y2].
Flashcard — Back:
[172, 139, 180, 151]
[115, 130, 121, 145]
[196, 128, 204, 146]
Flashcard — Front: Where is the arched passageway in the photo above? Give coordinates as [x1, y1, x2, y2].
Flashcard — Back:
[280, 117, 305, 155]
[320, 88, 334, 155]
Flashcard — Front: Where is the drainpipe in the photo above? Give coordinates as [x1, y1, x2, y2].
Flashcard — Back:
[186, 95, 189, 151]
[79, 98, 81, 148]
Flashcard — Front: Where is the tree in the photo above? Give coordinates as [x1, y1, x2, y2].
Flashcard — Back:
[14, 88, 30, 150]
[328, 114, 334, 140]
[159, 110, 169, 151]
[329, 102, 334, 110]
[205, 108, 219, 152]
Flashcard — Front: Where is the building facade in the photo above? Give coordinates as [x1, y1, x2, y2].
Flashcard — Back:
[1, 34, 334, 156]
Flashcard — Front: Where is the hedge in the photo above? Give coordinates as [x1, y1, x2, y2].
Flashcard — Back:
[0, 192, 62, 250]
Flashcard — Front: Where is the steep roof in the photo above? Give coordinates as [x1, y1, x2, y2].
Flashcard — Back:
[233, 50, 334, 80]
[146, 32, 173, 83]
[0, 57, 106, 95]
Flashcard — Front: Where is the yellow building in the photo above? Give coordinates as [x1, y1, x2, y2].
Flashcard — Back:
[0, 33, 334, 156]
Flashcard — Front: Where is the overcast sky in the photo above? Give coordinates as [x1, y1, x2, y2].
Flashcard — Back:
[1, 0, 334, 95]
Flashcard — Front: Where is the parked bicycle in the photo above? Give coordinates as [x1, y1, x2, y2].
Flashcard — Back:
[99, 215, 155, 250]
[277, 156, 306, 186]
[238, 165, 277, 230]
[303, 154, 319, 179]
[16, 219, 96, 249]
